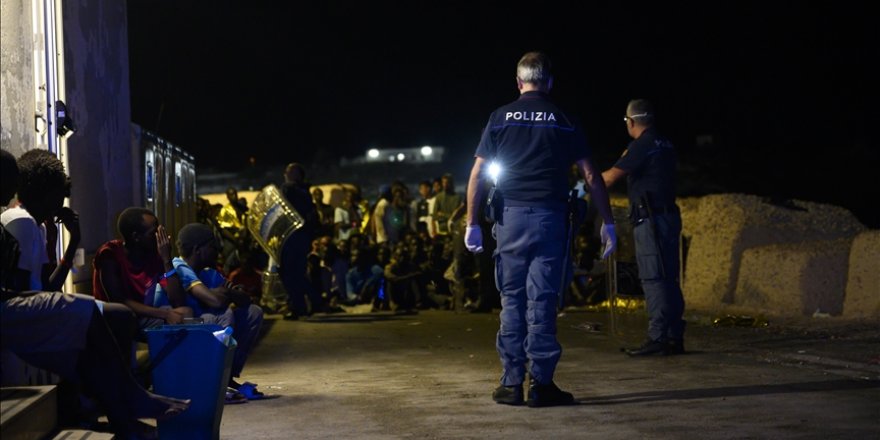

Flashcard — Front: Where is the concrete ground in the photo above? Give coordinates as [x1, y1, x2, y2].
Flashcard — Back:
[203, 308, 879, 440]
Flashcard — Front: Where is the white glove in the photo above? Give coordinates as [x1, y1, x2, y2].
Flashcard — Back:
[600, 223, 617, 259]
[464, 225, 483, 253]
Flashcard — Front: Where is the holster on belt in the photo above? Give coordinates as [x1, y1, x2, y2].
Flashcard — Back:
[630, 193, 677, 223]
[485, 186, 502, 223]
[629, 203, 651, 223]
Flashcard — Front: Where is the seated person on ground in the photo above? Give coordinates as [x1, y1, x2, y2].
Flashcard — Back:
[152, 222, 265, 396]
[308, 235, 341, 312]
[0, 149, 190, 440]
[1, 149, 137, 371]
[383, 243, 422, 312]
[324, 239, 350, 307]
[1, 149, 79, 292]
[345, 247, 384, 305]
[228, 245, 266, 304]
[93, 207, 193, 340]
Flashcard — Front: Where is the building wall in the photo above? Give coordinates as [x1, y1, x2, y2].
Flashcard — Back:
[0, 0, 35, 157]
[1, 0, 139, 288]
[60, 1, 138, 274]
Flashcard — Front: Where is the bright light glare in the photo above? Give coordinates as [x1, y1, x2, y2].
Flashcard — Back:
[488, 162, 501, 183]
[421, 146, 433, 156]
[368, 149, 380, 158]
[397, 153, 405, 161]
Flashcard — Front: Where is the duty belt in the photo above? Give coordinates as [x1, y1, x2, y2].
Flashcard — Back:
[630, 203, 678, 222]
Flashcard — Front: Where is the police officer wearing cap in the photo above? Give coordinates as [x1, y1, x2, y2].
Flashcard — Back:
[602, 99, 686, 356]
[464, 51, 618, 407]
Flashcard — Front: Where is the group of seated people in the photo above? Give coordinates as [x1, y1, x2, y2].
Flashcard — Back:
[206, 170, 609, 318]
[196, 172, 500, 318]
[303, 230, 483, 314]
[91, 208, 265, 395]
[0, 149, 265, 439]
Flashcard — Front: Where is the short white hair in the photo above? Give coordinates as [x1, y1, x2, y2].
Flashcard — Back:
[516, 52, 552, 85]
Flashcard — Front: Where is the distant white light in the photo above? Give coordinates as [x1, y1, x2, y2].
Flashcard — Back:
[397, 153, 405, 161]
[488, 161, 501, 184]
[421, 146, 433, 156]
[368, 149, 380, 159]
[388, 155, 396, 162]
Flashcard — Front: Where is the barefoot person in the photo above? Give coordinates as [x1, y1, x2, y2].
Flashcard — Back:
[0, 148, 190, 439]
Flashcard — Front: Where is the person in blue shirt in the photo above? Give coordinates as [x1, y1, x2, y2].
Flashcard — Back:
[154, 222, 265, 395]
[345, 247, 384, 306]
[465, 52, 617, 407]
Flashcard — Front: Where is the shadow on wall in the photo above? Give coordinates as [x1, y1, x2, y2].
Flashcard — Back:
[677, 194, 873, 318]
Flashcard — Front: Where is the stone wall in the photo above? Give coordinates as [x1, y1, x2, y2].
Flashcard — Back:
[735, 238, 852, 316]
[843, 231, 880, 318]
[677, 194, 869, 316]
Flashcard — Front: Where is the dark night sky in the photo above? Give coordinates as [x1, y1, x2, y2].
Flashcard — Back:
[126, 2, 877, 226]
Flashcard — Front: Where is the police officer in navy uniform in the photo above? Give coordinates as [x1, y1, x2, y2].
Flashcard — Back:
[464, 52, 618, 407]
[602, 99, 686, 356]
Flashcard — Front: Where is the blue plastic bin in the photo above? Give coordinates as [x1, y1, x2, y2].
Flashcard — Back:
[145, 324, 236, 440]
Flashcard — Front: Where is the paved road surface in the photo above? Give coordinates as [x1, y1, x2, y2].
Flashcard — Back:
[211, 309, 879, 440]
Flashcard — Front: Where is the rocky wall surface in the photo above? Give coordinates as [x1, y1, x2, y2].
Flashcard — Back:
[678, 193, 866, 313]
[843, 230, 880, 318]
[735, 238, 852, 316]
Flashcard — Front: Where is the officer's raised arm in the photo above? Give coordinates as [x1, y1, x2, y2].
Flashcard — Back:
[601, 162, 628, 189]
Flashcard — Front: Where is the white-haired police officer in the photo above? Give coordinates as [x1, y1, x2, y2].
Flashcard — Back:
[602, 99, 686, 356]
[464, 52, 618, 407]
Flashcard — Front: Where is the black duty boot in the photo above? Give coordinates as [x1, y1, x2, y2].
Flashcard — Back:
[625, 339, 668, 356]
[527, 377, 575, 407]
[492, 384, 524, 406]
[666, 339, 686, 355]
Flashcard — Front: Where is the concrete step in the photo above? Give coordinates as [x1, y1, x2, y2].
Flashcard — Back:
[0, 385, 57, 440]
[50, 429, 115, 439]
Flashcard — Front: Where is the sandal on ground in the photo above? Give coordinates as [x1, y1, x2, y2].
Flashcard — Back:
[236, 381, 266, 400]
[225, 387, 248, 404]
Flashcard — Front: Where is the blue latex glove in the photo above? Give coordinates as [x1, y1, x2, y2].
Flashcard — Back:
[464, 225, 483, 253]
[600, 223, 617, 259]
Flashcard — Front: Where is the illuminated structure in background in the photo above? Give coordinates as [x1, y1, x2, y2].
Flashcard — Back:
[341, 145, 445, 165]
[139, 128, 197, 238]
